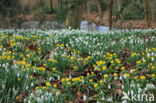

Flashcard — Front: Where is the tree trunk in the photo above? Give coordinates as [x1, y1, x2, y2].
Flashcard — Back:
[28, 0, 31, 9]
[143, 0, 151, 29]
[116, 0, 123, 24]
[50, 0, 53, 13]
[38, 0, 46, 29]
[87, 1, 91, 15]
[96, 0, 103, 20]
[151, 0, 156, 22]
[109, 0, 113, 30]
[65, 4, 83, 29]
[58, 0, 63, 9]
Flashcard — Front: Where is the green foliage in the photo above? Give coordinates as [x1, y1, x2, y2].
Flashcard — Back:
[101, 1, 108, 11]
[53, 7, 60, 14]
[122, 3, 144, 20]
[56, 6, 68, 23]
[0, 0, 21, 17]
[64, 0, 85, 5]
[113, 0, 145, 20]
[32, 9, 41, 16]
[22, 5, 30, 14]
[43, 4, 51, 14]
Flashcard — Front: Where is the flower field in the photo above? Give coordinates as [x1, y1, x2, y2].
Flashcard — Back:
[0, 29, 156, 103]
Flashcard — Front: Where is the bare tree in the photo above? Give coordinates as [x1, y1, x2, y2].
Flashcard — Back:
[50, 0, 53, 13]
[65, 1, 83, 29]
[116, 0, 123, 24]
[151, 0, 156, 22]
[109, 0, 113, 30]
[143, 0, 151, 29]
[58, 0, 63, 9]
[96, 0, 103, 20]
[38, 0, 46, 29]
[87, 1, 91, 15]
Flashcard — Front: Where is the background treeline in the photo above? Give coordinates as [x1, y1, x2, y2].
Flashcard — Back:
[0, 0, 156, 29]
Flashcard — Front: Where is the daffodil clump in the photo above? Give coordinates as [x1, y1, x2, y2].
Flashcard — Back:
[0, 29, 156, 103]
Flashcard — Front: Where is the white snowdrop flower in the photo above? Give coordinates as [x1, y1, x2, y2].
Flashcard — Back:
[137, 84, 140, 87]
[83, 95, 87, 101]
[28, 100, 31, 103]
[120, 76, 122, 80]
[103, 79, 106, 83]
[130, 83, 135, 88]
[128, 91, 130, 96]
[97, 52, 100, 55]
[2, 84, 5, 88]
[49, 77, 55, 81]
[31, 83, 34, 87]
[107, 97, 113, 101]
[38, 90, 42, 95]
[30, 93, 33, 97]
[46, 92, 49, 96]
[26, 75, 29, 79]
[45, 97, 48, 101]
[131, 90, 134, 95]
[138, 88, 142, 94]
[147, 53, 150, 57]
[2, 64, 5, 67]
[41, 95, 44, 100]
[108, 85, 111, 89]
[124, 74, 127, 79]
[57, 76, 60, 80]
[144, 87, 148, 91]
[37, 97, 40, 102]
[97, 101, 100, 103]
[49, 93, 52, 97]
[122, 100, 127, 103]
[26, 86, 28, 90]
[82, 79, 85, 84]
[146, 83, 155, 89]
[56, 91, 60, 96]
[115, 77, 117, 80]
[148, 64, 150, 68]
[5, 67, 8, 72]
[151, 53, 154, 56]
[24, 99, 26, 103]
[130, 69, 133, 73]
[142, 58, 145, 61]
[102, 97, 105, 100]
[122, 85, 124, 89]
[69, 75, 72, 80]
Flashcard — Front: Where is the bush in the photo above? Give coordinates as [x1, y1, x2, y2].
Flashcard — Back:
[113, 1, 145, 20]
[22, 6, 30, 14]
[122, 3, 144, 20]
[101, 1, 108, 11]
[56, 6, 68, 23]
[43, 4, 51, 14]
